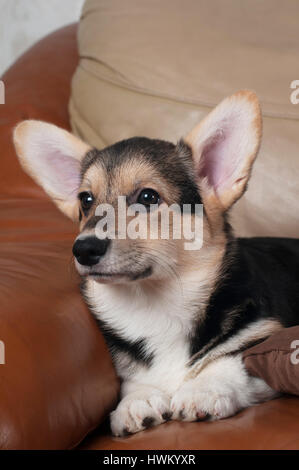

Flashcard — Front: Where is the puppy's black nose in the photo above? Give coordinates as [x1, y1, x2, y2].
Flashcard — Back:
[72, 237, 110, 266]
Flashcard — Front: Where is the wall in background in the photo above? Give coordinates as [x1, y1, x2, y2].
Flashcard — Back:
[0, 0, 85, 75]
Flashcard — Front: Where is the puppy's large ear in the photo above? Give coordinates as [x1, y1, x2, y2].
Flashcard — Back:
[14, 120, 91, 220]
[184, 90, 262, 210]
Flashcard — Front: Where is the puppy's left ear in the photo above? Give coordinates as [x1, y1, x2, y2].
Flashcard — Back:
[184, 90, 262, 210]
[13, 120, 91, 220]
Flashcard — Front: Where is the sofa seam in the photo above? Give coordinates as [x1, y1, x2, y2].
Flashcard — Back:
[78, 60, 299, 122]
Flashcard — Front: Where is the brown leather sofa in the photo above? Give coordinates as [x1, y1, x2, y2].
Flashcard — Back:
[1, 24, 299, 451]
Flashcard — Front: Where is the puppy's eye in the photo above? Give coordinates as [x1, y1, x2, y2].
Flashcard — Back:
[137, 188, 160, 206]
[79, 192, 94, 211]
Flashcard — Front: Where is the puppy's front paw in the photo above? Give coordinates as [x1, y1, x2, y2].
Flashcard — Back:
[110, 389, 171, 437]
[170, 381, 240, 422]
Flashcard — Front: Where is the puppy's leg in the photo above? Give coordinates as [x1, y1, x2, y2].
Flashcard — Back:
[110, 381, 172, 436]
[171, 354, 278, 421]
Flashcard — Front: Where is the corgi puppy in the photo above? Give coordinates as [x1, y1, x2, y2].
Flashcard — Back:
[13, 91, 299, 437]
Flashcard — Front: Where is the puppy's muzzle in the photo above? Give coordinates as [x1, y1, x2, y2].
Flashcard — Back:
[72, 237, 110, 266]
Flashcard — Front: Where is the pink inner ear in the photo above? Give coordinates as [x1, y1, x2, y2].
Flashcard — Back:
[43, 149, 81, 199]
[198, 125, 243, 192]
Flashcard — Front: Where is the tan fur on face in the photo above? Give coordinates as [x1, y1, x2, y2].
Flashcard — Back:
[77, 143, 229, 298]
[81, 159, 180, 209]
[79, 158, 181, 235]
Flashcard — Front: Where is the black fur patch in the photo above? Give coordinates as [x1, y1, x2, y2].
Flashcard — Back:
[130, 266, 153, 281]
[80, 149, 101, 178]
[95, 317, 154, 366]
[80, 279, 154, 367]
[189, 236, 299, 363]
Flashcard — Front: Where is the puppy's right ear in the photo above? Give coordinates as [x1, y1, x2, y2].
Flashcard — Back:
[13, 120, 91, 220]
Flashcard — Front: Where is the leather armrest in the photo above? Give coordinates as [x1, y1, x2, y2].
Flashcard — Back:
[0, 24, 78, 200]
[0, 24, 119, 449]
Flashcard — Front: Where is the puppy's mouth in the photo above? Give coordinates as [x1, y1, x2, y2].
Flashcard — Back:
[84, 266, 153, 284]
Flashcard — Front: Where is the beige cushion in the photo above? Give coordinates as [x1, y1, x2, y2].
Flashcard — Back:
[70, 0, 299, 237]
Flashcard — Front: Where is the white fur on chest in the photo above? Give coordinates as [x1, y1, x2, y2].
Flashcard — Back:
[85, 276, 208, 393]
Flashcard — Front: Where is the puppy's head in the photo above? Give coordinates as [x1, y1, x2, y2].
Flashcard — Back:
[13, 90, 261, 284]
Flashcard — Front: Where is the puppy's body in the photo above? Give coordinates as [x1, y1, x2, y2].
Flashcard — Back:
[13, 90, 299, 436]
[85, 237, 299, 384]
[83, 236, 299, 434]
